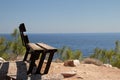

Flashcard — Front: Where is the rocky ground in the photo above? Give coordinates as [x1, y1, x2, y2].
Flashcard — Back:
[47, 62, 120, 80]
[0, 58, 120, 80]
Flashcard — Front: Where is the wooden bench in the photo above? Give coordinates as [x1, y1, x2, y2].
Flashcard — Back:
[19, 23, 57, 75]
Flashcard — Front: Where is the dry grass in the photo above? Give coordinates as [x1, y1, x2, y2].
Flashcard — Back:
[82, 58, 103, 66]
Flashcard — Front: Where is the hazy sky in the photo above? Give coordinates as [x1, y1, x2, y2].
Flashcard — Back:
[0, 0, 120, 33]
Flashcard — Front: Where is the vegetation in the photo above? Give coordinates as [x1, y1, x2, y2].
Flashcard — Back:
[1, 28, 120, 68]
[0, 37, 9, 59]
[10, 29, 26, 59]
[90, 48, 115, 63]
[58, 46, 82, 61]
[58, 40, 120, 68]
[90, 40, 120, 68]
[0, 29, 25, 60]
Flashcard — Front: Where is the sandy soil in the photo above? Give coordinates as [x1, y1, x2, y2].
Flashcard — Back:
[47, 62, 120, 80]
[1, 60, 120, 80]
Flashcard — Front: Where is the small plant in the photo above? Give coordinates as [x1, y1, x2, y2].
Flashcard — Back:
[0, 29, 26, 60]
[58, 46, 82, 61]
[82, 58, 103, 66]
[90, 40, 120, 68]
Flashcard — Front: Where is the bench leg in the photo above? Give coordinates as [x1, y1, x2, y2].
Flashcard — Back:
[44, 52, 54, 74]
[36, 52, 46, 74]
[23, 50, 29, 61]
[27, 52, 39, 75]
[27, 59, 36, 75]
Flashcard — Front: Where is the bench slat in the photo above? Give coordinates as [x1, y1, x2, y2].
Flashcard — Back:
[37, 43, 57, 50]
[28, 43, 44, 51]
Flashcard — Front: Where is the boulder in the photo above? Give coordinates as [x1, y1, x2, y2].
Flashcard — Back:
[41, 73, 64, 80]
[61, 71, 77, 78]
[64, 60, 80, 67]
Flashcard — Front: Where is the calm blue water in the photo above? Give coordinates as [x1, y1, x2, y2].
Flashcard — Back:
[1, 33, 120, 57]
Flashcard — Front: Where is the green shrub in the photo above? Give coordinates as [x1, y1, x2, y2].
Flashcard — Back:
[58, 46, 82, 61]
[90, 40, 120, 68]
[0, 28, 26, 60]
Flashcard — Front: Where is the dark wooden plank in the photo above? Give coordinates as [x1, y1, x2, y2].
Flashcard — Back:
[19, 23, 26, 32]
[37, 43, 57, 50]
[28, 43, 44, 51]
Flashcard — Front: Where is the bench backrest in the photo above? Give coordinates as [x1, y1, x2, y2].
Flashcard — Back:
[19, 23, 29, 48]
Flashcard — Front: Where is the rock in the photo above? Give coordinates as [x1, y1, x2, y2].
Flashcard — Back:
[113, 67, 119, 69]
[61, 71, 77, 78]
[64, 60, 80, 67]
[73, 60, 80, 66]
[0, 57, 5, 66]
[64, 60, 74, 67]
[0, 57, 5, 62]
[41, 73, 64, 80]
[103, 64, 112, 68]
[82, 58, 103, 66]
[77, 76, 84, 79]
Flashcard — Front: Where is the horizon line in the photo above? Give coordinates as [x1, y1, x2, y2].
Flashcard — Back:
[0, 32, 120, 34]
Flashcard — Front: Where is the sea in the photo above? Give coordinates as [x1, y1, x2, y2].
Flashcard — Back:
[0, 33, 120, 57]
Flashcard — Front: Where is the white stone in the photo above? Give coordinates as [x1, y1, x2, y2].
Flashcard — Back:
[73, 60, 80, 66]
[0, 57, 5, 62]
[103, 64, 112, 68]
[0, 57, 5, 66]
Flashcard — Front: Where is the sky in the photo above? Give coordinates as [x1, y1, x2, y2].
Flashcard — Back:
[0, 0, 120, 33]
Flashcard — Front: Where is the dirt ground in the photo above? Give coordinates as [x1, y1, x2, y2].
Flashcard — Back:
[1, 60, 120, 80]
[47, 62, 120, 80]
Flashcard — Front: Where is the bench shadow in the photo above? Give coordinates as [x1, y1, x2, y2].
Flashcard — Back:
[16, 61, 28, 80]
[16, 61, 42, 80]
[0, 61, 42, 80]
[0, 62, 9, 79]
